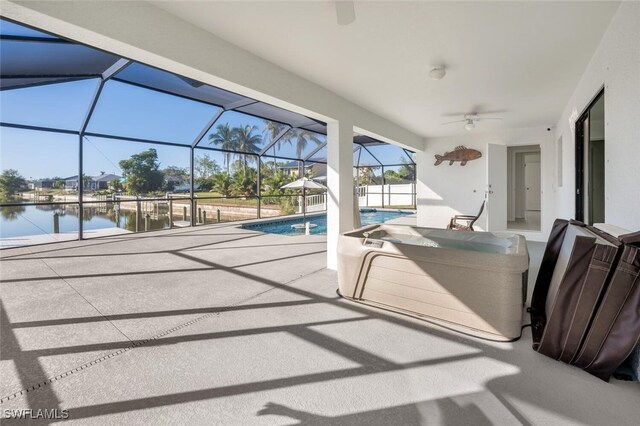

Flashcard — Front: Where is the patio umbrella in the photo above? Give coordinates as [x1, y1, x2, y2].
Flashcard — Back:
[281, 177, 327, 224]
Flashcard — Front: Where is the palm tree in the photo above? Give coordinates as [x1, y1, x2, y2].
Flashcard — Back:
[398, 155, 415, 180]
[262, 121, 288, 173]
[295, 129, 322, 159]
[282, 129, 323, 174]
[208, 123, 236, 173]
[262, 121, 289, 152]
[358, 166, 376, 186]
[234, 125, 262, 170]
[212, 172, 232, 197]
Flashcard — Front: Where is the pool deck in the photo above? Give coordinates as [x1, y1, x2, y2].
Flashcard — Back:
[0, 223, 638, 424]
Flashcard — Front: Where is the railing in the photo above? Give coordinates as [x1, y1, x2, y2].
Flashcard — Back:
[304, 193, 327, 213]
[1, 184, 415, 249]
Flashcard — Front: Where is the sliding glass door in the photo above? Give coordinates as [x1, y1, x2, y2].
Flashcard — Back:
[575, 90, 605, 225]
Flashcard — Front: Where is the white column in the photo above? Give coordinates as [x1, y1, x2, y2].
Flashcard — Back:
[326, 119, 354, 270]
[415, 150, 428, 227]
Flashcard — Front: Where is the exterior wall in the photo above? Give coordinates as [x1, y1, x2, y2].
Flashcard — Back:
[63, 179, 101, 190]
[554, 2, 640, 378]
[417, 127, 554, 241]
[64, 179, 79, 190]
[417, 3, 640, 240]
[553, 1, 640, 232]
[29, 180, 55, 190]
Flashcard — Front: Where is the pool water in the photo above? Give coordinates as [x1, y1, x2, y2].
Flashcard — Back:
[242, 209, 415, 235]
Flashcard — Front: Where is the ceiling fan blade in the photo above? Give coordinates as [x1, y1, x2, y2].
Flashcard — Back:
[442, 112, 474, 118]
[475, 117, 503, 121]
[336, 1, 356, 25]
[467, 106, 509, 115]
[441, 119, 466, 125]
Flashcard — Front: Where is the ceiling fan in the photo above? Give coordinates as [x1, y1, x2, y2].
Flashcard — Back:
[442, 113, 503, 131]
[335, 0, 356, 25]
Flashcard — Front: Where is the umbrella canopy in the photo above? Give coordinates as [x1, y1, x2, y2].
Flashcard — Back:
[281, 177, 327, 225]
[281, 177, 327, 190]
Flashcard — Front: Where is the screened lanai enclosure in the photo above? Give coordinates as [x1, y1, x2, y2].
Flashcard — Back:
[0, 18, 416, 247]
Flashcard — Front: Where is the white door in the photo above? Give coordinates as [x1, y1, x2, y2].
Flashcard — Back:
[525, 160, 541, 210]
[487, 144, 507, 231]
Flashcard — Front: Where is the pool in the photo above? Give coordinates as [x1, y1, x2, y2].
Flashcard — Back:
[241, 209, 415, 235]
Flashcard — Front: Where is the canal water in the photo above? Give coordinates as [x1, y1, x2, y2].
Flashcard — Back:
[0, 203, 172, 238]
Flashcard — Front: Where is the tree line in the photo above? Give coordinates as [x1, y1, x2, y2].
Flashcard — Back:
[1, 121, 413, 201]
[118, 121, 324, 196]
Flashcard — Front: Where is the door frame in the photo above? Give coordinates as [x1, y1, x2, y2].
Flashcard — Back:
[575, 88, 604, 222]
[507, 144, 542, 229]
[486, 143, 508, 232]
[524, 155, 541, 212]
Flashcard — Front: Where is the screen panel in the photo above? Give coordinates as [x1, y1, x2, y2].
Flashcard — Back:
[114, 62, 250, 108]
[0, 79, 100, 131]
[87, 80, 221, 144]
[0, 40, 120, 78]
[0, 127, 79, 204]
[196, 111, 286, 154]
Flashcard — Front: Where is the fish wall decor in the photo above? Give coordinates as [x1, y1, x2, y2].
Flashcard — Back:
[434, 146, 482, 166]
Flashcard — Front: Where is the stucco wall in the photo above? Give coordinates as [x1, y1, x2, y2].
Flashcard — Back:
[416, 2, 639, 239]
[417, 127, 553, 241]
[553, 1, 640, 231]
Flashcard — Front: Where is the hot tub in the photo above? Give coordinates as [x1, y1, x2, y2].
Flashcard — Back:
[337, 224, 529, 341]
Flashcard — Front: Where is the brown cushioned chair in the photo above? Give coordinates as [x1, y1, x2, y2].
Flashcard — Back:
[447, 200, 485, 231]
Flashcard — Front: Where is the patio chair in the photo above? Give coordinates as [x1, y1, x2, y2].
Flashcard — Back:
[447, 200, 485, 231]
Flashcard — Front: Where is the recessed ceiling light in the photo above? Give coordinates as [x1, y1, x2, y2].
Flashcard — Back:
[429, 66, 446, 80]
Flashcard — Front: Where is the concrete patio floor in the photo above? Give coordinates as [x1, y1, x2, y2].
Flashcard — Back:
[0, 224, 638, 425]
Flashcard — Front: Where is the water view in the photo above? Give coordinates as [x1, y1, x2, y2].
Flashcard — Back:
[0, 203, 175, 239]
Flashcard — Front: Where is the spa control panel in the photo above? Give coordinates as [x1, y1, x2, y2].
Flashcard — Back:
[363, 239, 384, 248]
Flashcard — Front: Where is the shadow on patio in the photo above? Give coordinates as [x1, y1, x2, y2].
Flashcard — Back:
[0, 224, 637, 425]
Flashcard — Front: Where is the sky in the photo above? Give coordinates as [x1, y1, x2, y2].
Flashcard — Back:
[1, 79, 338, 179]
[0, 78, 411, 179]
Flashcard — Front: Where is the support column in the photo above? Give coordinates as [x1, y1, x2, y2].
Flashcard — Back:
[190, 147, 195, 226]
[415, 150, 427, 227]
[257, 156, 261, 219]
[326, 120, 354, 270]
[78, 135, 84, 239]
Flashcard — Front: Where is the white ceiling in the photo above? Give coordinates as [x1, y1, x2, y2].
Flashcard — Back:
[152, 1, 619, 138]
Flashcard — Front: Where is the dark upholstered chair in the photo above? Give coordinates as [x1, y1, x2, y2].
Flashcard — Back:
[447, 200, 485, 231]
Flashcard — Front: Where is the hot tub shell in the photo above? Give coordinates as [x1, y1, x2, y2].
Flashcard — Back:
[337, 224, 529, 341]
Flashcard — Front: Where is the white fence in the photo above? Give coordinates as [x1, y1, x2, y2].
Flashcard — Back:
[304, 194, 327, 212]
[301, 184, 416, 212]
[358, 183, 415, 207]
